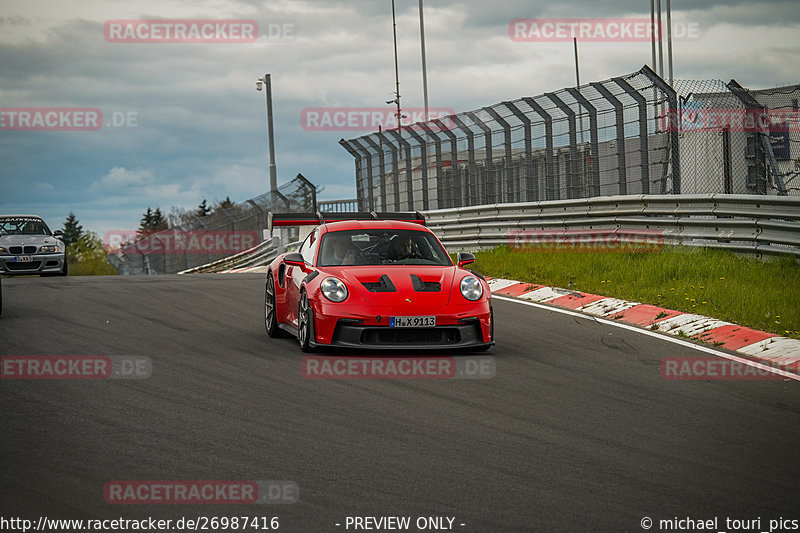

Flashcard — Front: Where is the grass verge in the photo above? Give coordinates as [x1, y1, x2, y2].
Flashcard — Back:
[469, 245, 800, 338]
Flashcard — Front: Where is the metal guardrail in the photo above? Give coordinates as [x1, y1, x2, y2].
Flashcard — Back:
[424, 194, 800, 257]
[178, 237, 292, 274]
[181, 194, 800, 273]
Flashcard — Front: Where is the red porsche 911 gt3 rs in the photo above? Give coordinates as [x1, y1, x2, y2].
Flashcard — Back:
[264, 212, 493, 352]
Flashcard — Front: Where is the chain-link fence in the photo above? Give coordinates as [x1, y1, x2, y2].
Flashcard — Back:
[341, 66, 800, 211]
[108, 173, 317, 275]
[673, 79, 799, 195]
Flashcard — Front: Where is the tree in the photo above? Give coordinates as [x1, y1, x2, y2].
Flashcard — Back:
[196, 199, 210, 217]
[67, 232, 118, 276]
[213, 196, 235, 213]
[167, 206, 194, 229]
[138, 207, 168, 233]
[62, 212, 83, 246]
[150, 208, 168, 231]
[138, 207, 154, 234]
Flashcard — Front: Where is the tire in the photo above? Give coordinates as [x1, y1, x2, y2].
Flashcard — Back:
[297, 290, 315, 353]
[265, 273, 285, 338]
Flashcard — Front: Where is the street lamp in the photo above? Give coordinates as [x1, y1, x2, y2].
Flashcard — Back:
[256, 73, 278, 193]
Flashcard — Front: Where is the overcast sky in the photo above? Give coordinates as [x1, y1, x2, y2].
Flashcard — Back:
[1, 0, 798, 236]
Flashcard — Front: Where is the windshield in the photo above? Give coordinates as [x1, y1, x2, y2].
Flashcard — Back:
[318, 229, 452, 267]
[0, 217, 52, 236]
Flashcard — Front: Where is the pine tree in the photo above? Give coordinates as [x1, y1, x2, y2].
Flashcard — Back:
[138, 207, 154, 234]
[197, 199, 210, 217]
[151, 208, 168, 231]
[62, 212, 83, 246]
[214, 196, 235, 212]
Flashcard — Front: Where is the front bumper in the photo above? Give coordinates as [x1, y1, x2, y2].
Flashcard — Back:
[327, 317, 493, 350]
[309, 299, 493, 350]
[0, 253, 65, 275]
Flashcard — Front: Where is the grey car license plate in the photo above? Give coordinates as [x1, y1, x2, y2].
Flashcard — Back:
[390, 316, 436, 327]
[15, 256, 34, 262]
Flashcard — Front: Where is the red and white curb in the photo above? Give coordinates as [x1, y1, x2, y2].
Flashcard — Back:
[486, 277, 800, 375]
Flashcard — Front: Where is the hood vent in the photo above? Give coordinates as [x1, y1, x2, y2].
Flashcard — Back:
[362, 274, 397, 293]
[410, 274, 441, 292]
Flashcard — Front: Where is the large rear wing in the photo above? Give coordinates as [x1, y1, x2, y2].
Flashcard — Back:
[267, 211, 426, 232]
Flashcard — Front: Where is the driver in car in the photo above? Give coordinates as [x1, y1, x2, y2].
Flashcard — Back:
[389, 236, 414, 261]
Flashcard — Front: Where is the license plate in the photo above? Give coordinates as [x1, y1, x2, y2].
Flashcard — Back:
[14, 256, 34, 262]
[390, 316, 436, 328]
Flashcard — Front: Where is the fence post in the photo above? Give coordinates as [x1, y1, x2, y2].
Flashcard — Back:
[451, 115, 476, 205]
[386, 129, 415, 210]
[466, 111, 493, 205]
[614, 76, 651, 194]
[523, 97, 557, 201]
[362, 135, 387, 211]
[405, 128, 431, 210]
[727, 79, 788, 196]
[640, 64, 681, 193]
[546, 92, 581, 199]
[338, 140, 367, 210]
[349, 138, 375, 211]
[374, 131, 401, 210]
[590, 82, 628, 195]
[433, 117, 461, 208]
[503, 101, 537, 202]
[566, 87, 601, 197]
[484, 106, 514, 202]
[419, 123, 444, 209]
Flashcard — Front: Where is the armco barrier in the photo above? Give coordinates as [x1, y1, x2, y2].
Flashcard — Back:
[424, 194, 800, 257]
[180, 194, 800, 273]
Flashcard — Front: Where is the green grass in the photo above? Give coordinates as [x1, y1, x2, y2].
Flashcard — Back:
[469, 245, 800, 338]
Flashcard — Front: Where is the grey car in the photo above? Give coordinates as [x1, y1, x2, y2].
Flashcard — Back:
[0, 215, 67, 276]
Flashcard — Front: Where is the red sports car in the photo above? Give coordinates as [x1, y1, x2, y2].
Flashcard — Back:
[264, 213, 493, 352]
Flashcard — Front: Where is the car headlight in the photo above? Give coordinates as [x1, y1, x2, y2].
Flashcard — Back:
[0, 247, 5, 253]
[321, 277, 348, 302]
[460, 276, 483, 301]
[40, 245, 61, 253]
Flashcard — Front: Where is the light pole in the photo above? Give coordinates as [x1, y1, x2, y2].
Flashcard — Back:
[418, 0, 429, 122]
[389, 0, 405, 128]
[256, 74, 278, 193]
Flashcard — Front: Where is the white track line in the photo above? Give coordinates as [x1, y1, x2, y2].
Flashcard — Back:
[492, 294, 800, 382]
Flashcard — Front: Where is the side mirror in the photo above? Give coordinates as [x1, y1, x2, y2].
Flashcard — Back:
[284, 252, 305, 267]
[53, 230, 63, 237]
[457, 252, 475, 268]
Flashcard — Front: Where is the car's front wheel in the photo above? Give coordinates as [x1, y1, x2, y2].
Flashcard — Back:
[297, 290, 315, 353]
[265, 273, 285, 338]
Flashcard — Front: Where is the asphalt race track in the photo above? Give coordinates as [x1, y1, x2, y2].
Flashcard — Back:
[1, 275, 798, 532]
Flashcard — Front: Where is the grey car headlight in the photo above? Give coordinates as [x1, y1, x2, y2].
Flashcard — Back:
[460, 276, 483, 301]
[40, 245, 62, 253]
[321, 277, 348, 302]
